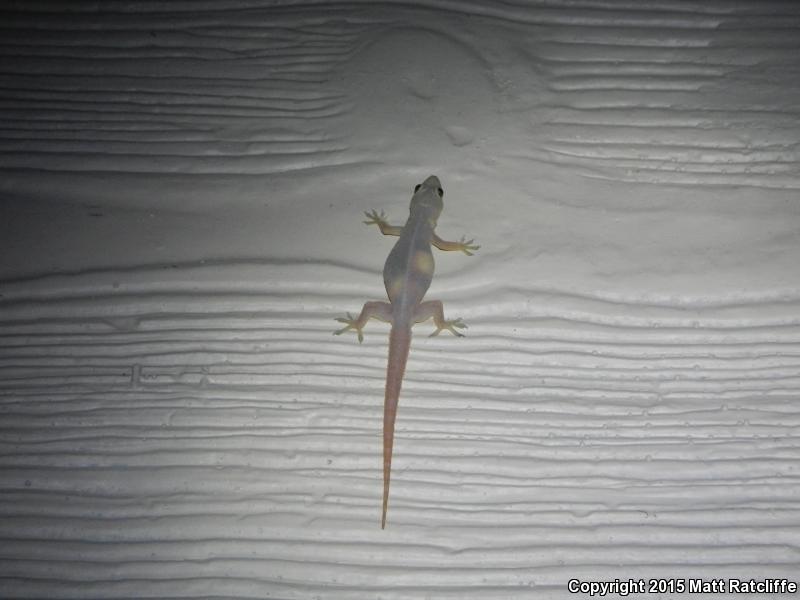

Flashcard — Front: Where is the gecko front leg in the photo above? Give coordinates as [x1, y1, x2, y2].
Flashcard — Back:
[432, 233, 480, 256]
[413, 300, 467, 337]
[364, 209, 403, 237]
[334, 301, 392, 342]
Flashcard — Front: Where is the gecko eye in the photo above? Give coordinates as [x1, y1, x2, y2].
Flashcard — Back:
[436, 187, 444, 198]
[414, 184, 421, 193]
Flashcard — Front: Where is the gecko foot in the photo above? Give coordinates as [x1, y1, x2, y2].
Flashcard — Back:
[456, 236, 480, 256]
[333, 312, 365, 342]
[430, 317, 467, 337]
[363, 209, 389, 229]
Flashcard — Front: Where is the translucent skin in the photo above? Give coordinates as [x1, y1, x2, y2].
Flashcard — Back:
[333, 175, 479, 528]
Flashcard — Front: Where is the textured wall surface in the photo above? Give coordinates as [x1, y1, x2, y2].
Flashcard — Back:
[1, 1, 799, 598]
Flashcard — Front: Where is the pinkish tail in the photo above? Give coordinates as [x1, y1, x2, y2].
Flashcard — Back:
[382, 325, 411, 529]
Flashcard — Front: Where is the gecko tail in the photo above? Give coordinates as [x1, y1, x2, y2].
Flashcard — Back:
[382, 325, 411, 529]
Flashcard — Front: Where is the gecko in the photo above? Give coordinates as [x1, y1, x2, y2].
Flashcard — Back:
[334, 174, 479, 528]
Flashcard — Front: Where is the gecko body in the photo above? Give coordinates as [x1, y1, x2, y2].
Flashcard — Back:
[334, 175, 478, 528]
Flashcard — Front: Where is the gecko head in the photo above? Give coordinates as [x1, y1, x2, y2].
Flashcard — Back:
[410, 175, 444, 221]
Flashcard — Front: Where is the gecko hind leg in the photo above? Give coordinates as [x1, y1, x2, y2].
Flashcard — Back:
[333, 301, 392, 342]
[413, 300, 467, 337]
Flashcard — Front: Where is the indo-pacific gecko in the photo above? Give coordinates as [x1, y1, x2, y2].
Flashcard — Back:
[334, 175, 479, 528]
